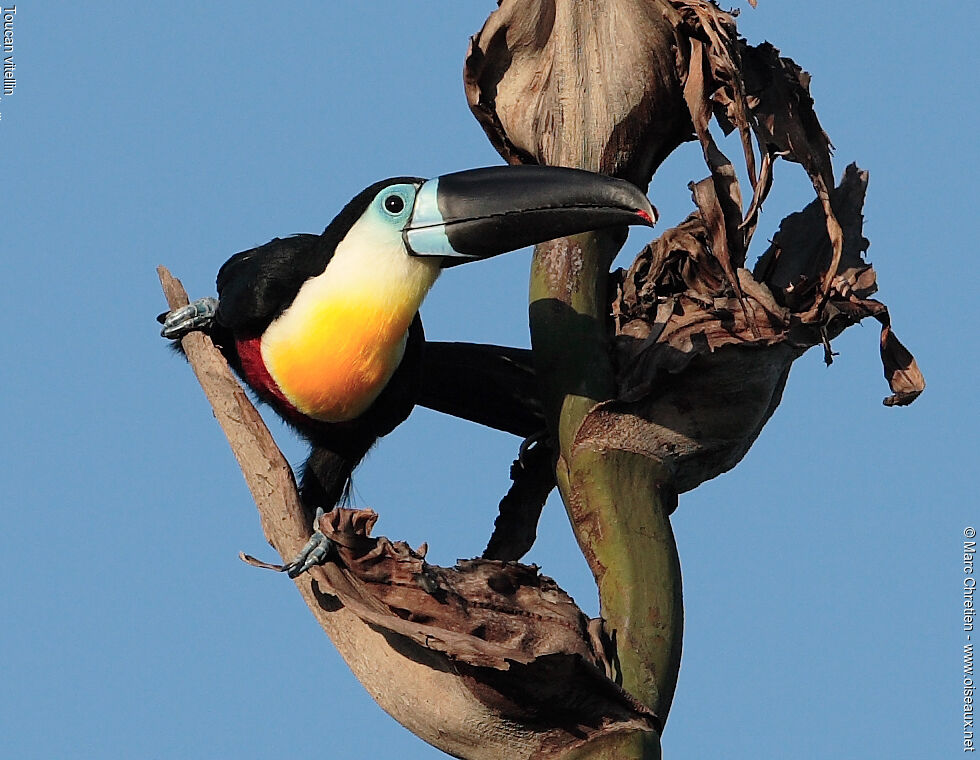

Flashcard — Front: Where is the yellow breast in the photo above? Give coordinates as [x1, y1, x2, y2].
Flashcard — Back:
[259, 218, 441, 423]
[262, 296, 412, 421]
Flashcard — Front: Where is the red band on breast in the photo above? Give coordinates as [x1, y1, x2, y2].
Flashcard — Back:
[235, 337, 299, 415]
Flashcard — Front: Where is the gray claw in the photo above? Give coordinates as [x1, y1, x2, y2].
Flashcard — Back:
[159, 297, 218, 339]
[283, 508, 333, 578]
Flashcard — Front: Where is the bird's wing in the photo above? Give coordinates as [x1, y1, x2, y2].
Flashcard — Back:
[215, 233, 328, 334]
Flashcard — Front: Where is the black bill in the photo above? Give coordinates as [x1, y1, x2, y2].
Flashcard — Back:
[404, 165, 656, 263]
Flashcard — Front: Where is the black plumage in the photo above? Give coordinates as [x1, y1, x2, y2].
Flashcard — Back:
[170, 181, 427, 523]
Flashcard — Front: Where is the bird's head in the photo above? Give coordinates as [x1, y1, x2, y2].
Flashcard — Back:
[334, 165, 656, 268]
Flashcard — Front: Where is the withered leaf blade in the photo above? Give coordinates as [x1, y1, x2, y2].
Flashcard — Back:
[668, 11, 846, 306]
[754, 164, 870, 312]
[879, 321, 924, 407]
[740, 41, 834, 190]
[313, 508, 590, 666]
[673, 1, 755, 229]
[738, 39, 845, 302]
[307, 508, 662, 741]
[755, 162, 925, 409]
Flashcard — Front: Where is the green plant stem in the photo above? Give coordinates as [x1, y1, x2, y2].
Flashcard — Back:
[529, 230, 620, 446]
[562, 730, 663, 760]
[557, 449, 682, 716]
[529, 228, 683, 754]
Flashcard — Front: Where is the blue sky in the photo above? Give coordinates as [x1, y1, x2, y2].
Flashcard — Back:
[1, 2, 974, 757]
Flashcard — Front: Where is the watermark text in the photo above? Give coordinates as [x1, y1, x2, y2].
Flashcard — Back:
[965, 527, 976, 751]
[0, 5, 17, 120]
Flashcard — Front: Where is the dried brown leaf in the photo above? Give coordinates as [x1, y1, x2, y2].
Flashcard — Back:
[754, 163, 869, 311]
[308, 508, 664, 740]
[738, 40, 844, 304]
[879, 321, 924, 407]
[607, 165, 924, 491]
[740, 41, 834, 189]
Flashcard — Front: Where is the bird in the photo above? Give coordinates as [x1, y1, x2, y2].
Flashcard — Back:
[160, 165, 655, 573]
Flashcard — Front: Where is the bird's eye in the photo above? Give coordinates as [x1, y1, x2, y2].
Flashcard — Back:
[384, 194, 405, 215]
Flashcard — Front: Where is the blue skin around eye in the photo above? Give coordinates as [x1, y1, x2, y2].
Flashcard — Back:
[373, 183, 417, 226]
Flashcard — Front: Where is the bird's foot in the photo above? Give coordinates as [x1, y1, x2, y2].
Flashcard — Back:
[158, 297, 218, 339]
[518, 429, 549, 470]
[282, 508, 334, 578]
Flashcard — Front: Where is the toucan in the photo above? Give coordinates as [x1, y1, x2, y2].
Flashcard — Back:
[160, 165, 654, 571]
